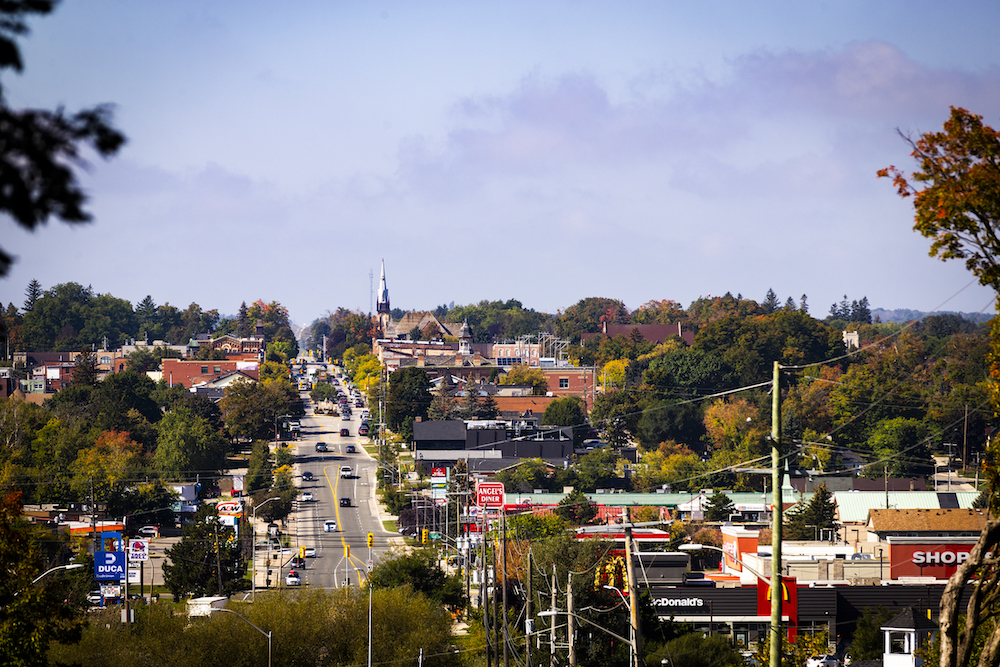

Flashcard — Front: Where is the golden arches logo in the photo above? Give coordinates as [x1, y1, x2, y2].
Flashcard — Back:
[764, 582, 791, 602]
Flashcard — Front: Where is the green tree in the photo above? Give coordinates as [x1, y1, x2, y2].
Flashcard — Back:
[23, 279, 41, 312]
[555, 488, 598, 525]
[849, 606, 899, 660]
[0, 492, 85, 667]
[71, 347, 98, 387]
[497, 458, 552, 492]
[162, 504, 246, 599]
[368, 548, 465, 610]
[500, 363, 548, 395]
[784, 484, 837, 540]
[654, 632, 746, 667]
[244, 440, 273, 494]
[703, 492, 735, 521]
[555, 297, 629, 343]
[385, 367, 432, 440]
[543, 395, 587, 444]
[152, 407, 228, 479]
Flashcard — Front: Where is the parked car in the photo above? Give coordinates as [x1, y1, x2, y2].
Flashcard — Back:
[86, 591, 102, 605]
[323, 520, 338, 532]
[301, 491, 314, 502]
[286, 570, 301, 586]
[302, 471, 314, 481]
[137, 526, 158, 538]
[806, 656, 839, 667]
[304, 546, 316, 557]
[340, 497, 351, 507]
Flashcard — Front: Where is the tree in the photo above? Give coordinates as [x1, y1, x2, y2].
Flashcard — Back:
[703, 492, 735, 521]
[385, 367, 432, 440]
[554, 488, 598, 525]
[368, 548, 465, 610]
[0, 491, 85, 667]
[784, 484, 836, 540]
[152, 407, 228, 479]
[22, 279, 41, 311]
[500, 364, 548, 395]
[542, 396, 587, 444]
[0, 2, 125, 277]
[848, 607, 898, 660]
[879, 107, 1000, 292]
[162, 504, 246, 599]
[244, 440, 272, 494]
[761, 288, 780, 314]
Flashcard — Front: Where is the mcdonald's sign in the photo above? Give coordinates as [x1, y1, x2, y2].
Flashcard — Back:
[756, 576, 798, 640]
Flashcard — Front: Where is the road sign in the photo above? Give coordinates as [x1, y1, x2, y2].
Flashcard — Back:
[367, 559, 374, 570]
[476, 481, 505, 508]
[95, 551, 125, 581]
[128, 539, 149, 562]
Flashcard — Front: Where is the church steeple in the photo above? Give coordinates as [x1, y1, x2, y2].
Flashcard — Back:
[377, 259, 390, 315]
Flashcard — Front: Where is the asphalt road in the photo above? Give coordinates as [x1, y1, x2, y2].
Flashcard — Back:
[284, 369, 396, 590]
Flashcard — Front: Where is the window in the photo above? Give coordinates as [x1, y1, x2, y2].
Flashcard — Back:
[214, 366, 222, 374]
[201, 366, 208, 374]
[559, 378, 569, 389]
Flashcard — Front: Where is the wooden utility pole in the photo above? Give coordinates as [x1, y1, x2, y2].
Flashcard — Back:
[526, 555, 532, 667]
[567, 571, 576, 667]
[770, 361, 783, 667]
[550, 566, 557, 667]
[624, 508, 641, 667]
[501, 513, 509, 667]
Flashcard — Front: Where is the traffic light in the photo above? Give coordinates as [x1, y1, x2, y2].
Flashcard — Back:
[422, 529, 429, 544]
[367, 532, 374, 548]
[345, 545, 351, 559]
[299, 545, 305, 558]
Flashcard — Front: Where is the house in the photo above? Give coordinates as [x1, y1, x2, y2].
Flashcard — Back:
[834, 491, 979, 544]
[161, 358, 259, 389]
[866, 508, 988, 542]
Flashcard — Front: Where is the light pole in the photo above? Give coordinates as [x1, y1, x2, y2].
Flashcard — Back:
[212, 607, 272, 667]
[603, 584, 639, 667]
[32, 563, 83, 585]
[252, 496, 281, 598]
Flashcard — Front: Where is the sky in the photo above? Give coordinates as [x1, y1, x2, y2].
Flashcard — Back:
[2, 1, 1000, 328]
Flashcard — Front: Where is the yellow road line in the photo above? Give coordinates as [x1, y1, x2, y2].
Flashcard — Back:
[324, 463, 366, 583]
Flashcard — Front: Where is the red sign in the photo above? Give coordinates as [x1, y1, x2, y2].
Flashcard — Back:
[756, 576, 798, 640]
[889, 542, 975, 579]
[431, 467, 447, 478]
[476, 482, 505, 508]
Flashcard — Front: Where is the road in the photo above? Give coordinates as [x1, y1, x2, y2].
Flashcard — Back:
[280, 364, 398, 590]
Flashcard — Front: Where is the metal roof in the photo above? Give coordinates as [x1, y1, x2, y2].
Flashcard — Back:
[833, 491, 979, 523]
[503, 490, 807, 507]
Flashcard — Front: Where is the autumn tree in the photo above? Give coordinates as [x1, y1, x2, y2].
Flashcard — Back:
[500, 364, 548, 395]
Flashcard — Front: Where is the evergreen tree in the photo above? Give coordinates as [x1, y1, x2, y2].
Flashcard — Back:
[23, 279, 41, 312]
[71, 347, 98, 387]
[784, 484, 836, 540]
[761, 288, 780, 314]
[851, 296, 872, 324]
[236, 301, 250, 338]
[554, 488, 598, 524]
[783, 296, 796, 311]
[479, 391, 499, 420]
[428, 394, 456, 421]
[799, 293, 809, 314]
[460, 381, 481, 419]
[703, 492, 735, 521]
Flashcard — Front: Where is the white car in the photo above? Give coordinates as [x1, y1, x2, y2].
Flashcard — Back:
[137, 526, 158, 538]
[323, 520, 337, 532]
[301, 491, 314, 502]
[285, 570, 301, 586]
[806, 656, 839, 667]
[304, 546, 316, 557]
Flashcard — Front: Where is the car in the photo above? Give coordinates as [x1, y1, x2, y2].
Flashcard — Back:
[346, 444, 356, 453]
[137, 526, 158, 538]
[302, 471, 314, 481]
[358, 426, 369, 436]
[339, 497, 350, 507]
[86, 590, 102, 605]
[290, 556, 306, 569]
[315, 442, 328, 452]
[805, 657, 839, 667]
[340, 428, 350, 437]
[285, 570, 301, 586]
[323, 520, 338, 532]
[340, 465, 352, 478]
[304, 546, 316, 557]
[301, 491, 314, 502]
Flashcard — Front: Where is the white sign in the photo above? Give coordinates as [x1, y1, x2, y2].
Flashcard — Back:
[100, 584, 121, 598]
[128, 539, 150, 562]
[216, 500, 243, 516]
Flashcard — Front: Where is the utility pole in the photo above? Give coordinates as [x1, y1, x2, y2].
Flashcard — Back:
[525, 555, 532, 667]
[550, 566, 557, 667]
[567, 571, 576, 667]
[624, 508, 641, 667]
[770, 361, 783, 667]
[501, 512, 509, 667]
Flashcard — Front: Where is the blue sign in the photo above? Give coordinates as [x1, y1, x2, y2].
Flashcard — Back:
[94, 550, 126, 581]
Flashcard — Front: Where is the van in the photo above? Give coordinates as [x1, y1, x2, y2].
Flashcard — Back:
[340, 465, 352, 478]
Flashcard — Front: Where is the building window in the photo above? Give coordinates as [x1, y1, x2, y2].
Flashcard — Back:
[214, 366, 222, 374]
[559, 378, 569, 389]
[201, 366, 208, 374]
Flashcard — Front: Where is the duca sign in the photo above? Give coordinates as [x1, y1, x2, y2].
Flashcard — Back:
[94, 551, 125, 580]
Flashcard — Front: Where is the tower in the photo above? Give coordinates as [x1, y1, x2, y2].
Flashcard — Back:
[376, 259, 391, 336]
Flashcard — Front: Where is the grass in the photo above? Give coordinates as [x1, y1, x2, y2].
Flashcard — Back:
[383, 519, 397, 532]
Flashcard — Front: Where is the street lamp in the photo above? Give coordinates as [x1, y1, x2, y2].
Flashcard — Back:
[252, 497, 281, 598]
[32, 563, 83, 585]
[603, 584, 639, 667]
[212, 607, 272, 667]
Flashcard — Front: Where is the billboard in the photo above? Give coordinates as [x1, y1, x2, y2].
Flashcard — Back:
[476, 482, 505, 509]
[95, 551, 126, 581]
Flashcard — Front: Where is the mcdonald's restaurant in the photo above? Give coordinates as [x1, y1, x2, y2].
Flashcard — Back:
[647, 579, 954, 648]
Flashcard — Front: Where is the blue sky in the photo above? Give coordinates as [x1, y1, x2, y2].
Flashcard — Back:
[2, 1, 1000, 326]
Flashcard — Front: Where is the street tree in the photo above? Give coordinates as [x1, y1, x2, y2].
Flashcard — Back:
[703, 492, 735, 521]
[555, 488, 598, 525]
[152, 407, 228, 480]
[368, 548, 465, 610]
[162, 504, 246, 599]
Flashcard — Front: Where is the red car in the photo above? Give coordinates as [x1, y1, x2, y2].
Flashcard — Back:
[340, 428, 349, 437]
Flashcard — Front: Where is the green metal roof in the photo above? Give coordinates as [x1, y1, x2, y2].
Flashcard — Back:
[832, 491, 979, 523]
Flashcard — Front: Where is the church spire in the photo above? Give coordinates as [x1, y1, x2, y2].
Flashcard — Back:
[377, 259, 390, 314]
